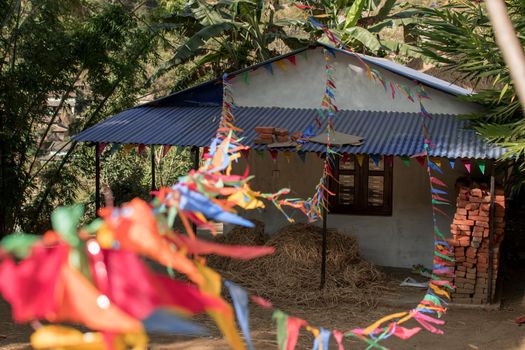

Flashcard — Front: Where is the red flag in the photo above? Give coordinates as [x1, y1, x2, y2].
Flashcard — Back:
[0, 243, 68, 323]
[270, 150, 278, 162]
[162, 145, 172, 157]
[97, 143, 107, 155]
[416, 156, 426, 168]
[286, 55, 297, 65]
[89, 248, 228, 320]
[173, 234, 275, 260]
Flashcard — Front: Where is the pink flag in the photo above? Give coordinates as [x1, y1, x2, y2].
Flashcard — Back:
[430, 177, 447, 187]
[461, 159, 471, 173]
[286, 317, 307, 350]
[332, 330, 345, 350]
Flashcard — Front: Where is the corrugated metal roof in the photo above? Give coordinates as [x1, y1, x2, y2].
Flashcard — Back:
[347, 51, 472, 97]
[73, 106, 503, 159]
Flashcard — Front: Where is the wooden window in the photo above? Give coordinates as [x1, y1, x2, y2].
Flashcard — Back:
[329, 155, 393, 215]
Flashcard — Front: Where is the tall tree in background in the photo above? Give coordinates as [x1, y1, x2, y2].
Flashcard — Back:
[154, 0, 420, 90]
[415, 1, 525, 184]
[0, 0, 159, 235]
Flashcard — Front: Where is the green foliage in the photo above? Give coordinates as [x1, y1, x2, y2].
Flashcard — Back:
[100, 146, 192, 206]
[51, 205, 83, 247]
[153, 0, 420, 91]
[0, 233, 40, 259]
[415, 1, 525, 187]
[0, 0, 164, 236]
[297, 0, 422, 55]
[154, 0, 309, 82]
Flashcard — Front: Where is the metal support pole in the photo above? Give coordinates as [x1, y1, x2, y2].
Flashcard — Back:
[191, 146, 200, 170]
[487, 164, 496, 303]
[320, 206, 328, 290]
[151, 145, 156, 194]
[191, 146, 200, 235]
[95, 143, 101, 217]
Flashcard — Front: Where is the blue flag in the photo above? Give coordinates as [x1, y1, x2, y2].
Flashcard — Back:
[225, 280, 254, 350]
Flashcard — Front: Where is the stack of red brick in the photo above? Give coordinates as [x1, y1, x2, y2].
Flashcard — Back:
[448, 185, 505, 304]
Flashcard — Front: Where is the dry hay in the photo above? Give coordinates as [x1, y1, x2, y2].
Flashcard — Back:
[207, 223, 386, 308]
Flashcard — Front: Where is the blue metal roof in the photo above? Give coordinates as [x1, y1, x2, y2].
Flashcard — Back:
[73, 106, 503, 159]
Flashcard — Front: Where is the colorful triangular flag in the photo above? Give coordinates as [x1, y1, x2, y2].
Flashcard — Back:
[275, 60, 287, 71]
[461, 159, 471, 173]
[476, 159, 486, 174]
[401, 156, 411, 167]
[162, 145, 172, 157]
[137, 144, 145, 155]
[264, 63, 274, 75]
[449, 159, 455, 169]
[416, 156, 426, 168]
[283, 151, 292, 163]
[298, 151, 306, 163]
[272, 310, 288, 350]
[270, 150, 278, 162]
[356, 154, 365, 167]
[97, 143, 107, 155]
[370, 154, 381, 167]
[242, 71, 249, 85]
[256, 149, 265, 159]
[224, 281, 254, 350]
[300, 51, 308, 60]
[430, 157, 441, 168]
[109, 143, 121, 155]
[241, 149, 250, 159]
[325, 47, 336, 58]
[123, 144, 135, 155]
[286, 55, 296, 65]
[313, 327, 331, 350]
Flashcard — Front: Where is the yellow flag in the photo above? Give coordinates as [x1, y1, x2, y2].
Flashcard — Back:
[430, 157, 441, 168]
[356, 154, 365, 167]
[275, 60, 287, 71]
[284, 151, 292, 164]
[31, 325, 148, 350]
[123, 144, 135, 155]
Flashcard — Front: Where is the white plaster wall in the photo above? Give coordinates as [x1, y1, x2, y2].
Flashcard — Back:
[229, 154, 484, 268]
[231, 47, 480, 115]
[225, 46, 485, 267]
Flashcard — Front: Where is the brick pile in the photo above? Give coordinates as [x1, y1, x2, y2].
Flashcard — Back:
[448, 185, 505, 304]
[254, 127, 290, 144]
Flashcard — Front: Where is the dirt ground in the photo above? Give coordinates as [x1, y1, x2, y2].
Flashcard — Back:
[1, 264, 525, 350]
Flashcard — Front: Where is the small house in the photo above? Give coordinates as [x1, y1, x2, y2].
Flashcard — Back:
[74, 44, 504, 304]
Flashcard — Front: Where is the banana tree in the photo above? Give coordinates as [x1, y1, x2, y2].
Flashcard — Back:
[295, 0, 422, 56]
[153, 0, 309, 84]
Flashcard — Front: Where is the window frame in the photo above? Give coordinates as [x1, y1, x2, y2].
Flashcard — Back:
[329, 154, 394, 216]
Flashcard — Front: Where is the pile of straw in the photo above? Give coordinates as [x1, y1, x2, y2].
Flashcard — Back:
[208, 223, 385, 307]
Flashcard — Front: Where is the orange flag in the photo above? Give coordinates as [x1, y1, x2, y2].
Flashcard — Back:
[50, 265, 142, 333]
[103, 198, 203, 285]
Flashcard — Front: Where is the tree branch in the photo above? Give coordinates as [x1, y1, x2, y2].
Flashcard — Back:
[486, 0, 525, 111]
